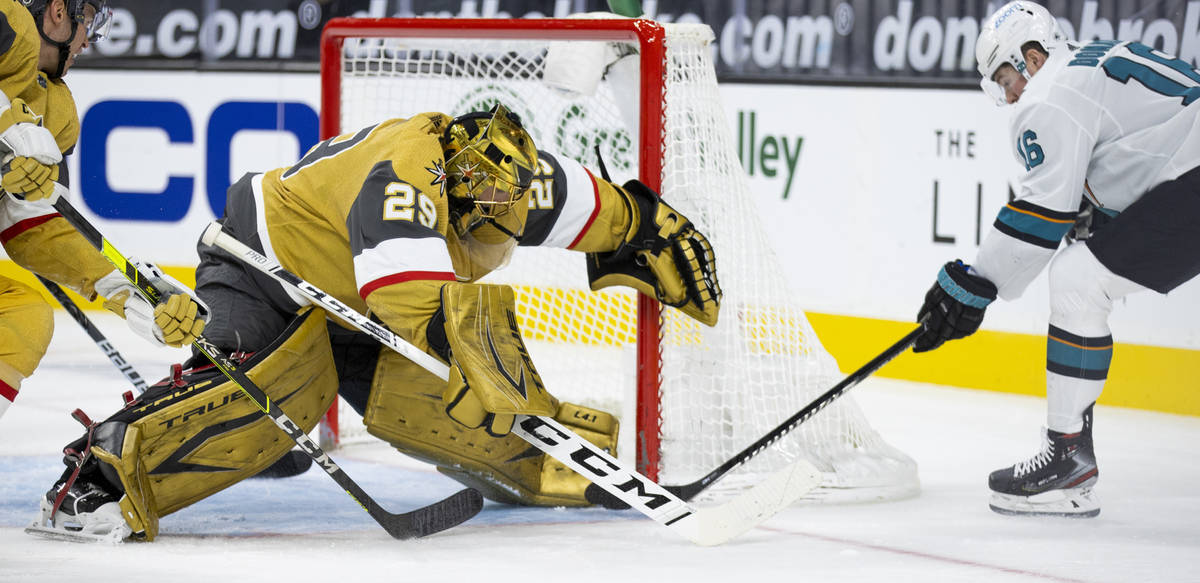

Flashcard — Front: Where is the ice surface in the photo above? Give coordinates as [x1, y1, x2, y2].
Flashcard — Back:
[1, 312, 1197, 582]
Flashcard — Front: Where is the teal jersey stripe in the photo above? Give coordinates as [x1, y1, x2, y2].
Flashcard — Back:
[996, 205, 1074, 246]
[1047, 337, 1114, 372]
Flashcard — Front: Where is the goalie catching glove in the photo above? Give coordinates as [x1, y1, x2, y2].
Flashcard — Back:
[0, 97, 62, 201]
[437, 283, 556, 437]
[914, 260, 997, 353]
[587, 180, 722, 326]
[95, 262, 208, 348]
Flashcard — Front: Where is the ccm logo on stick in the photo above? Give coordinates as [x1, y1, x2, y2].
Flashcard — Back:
[519, 416, 673, 510]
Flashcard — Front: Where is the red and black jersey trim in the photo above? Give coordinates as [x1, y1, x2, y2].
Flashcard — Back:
[359, 270, 455, 300]
[0, 213, 60, 244]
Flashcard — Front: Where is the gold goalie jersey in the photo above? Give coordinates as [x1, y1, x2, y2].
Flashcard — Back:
[0, 0, 111, 298]
[254, 113, 629, 355]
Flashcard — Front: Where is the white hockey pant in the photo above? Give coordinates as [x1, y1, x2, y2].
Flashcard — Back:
[1045, 243, 1147, 433]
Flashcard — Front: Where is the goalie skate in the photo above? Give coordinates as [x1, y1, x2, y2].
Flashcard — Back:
[25, 479, 133, 544]
[987, 406, 1099, 518]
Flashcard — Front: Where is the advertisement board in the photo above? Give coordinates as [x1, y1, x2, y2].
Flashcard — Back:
[64, 71, 320, 265]
[77, 0, 1200, 85]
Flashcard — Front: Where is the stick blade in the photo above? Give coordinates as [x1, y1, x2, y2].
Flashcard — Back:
[383, 488, 484, 540]
[674, 460, 821, 546]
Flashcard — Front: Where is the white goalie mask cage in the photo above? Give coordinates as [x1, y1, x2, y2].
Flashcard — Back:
[976, 1, 1067, 105]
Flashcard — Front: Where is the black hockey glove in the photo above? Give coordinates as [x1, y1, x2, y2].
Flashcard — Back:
[914, 260, 997, 353]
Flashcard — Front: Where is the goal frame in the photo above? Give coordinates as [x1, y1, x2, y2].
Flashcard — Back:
[319, 17, 670, 479]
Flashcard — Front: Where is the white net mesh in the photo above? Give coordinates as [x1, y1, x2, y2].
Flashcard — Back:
[328, 19, 918, 502]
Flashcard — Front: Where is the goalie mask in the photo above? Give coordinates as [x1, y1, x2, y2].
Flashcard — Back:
[441, 104, 539, 239]
[976, 1, 1065, 106]
[21, 0, 113, 78]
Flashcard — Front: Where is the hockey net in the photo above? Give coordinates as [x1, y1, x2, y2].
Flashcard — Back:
[320, 17, 918, 502]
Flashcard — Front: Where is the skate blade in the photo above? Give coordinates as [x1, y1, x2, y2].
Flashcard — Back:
[24, 523, 130, 544]
[26, 499, 133, 544]
[989, 488, 1100, 518]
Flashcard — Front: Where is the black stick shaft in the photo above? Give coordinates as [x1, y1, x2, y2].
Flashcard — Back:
[36, 275, 148, 393]
[671, 325, 925, 500]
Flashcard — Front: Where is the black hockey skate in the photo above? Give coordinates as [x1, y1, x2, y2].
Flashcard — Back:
[26, 410, 133, 543]
[988, 406, 1099, 518]
[26, 476, 132, 543]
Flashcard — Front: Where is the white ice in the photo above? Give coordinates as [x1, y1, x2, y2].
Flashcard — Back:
[2, 311, 1198, 583]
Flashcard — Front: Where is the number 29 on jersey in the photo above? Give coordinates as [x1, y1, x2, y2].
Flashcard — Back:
[383, 181, 437, 228]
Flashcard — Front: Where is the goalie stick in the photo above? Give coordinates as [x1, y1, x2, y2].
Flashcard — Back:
[586, 322, 927, 508]
[27, 188, 483, 541]
[203, 221, 822, 546]
[36, 275, 313, 480]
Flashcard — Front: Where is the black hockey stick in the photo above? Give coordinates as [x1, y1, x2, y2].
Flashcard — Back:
[36, 275, 149, 392]
[587, 322, 927, 507]
[40, 190, 482, 539]
[204, 222, 823, 546]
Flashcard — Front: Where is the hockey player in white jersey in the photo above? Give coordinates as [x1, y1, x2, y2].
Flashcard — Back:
[913, 0, 1200, 517]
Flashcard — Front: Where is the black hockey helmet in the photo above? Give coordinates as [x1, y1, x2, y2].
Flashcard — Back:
[20, 0, 113, 78]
